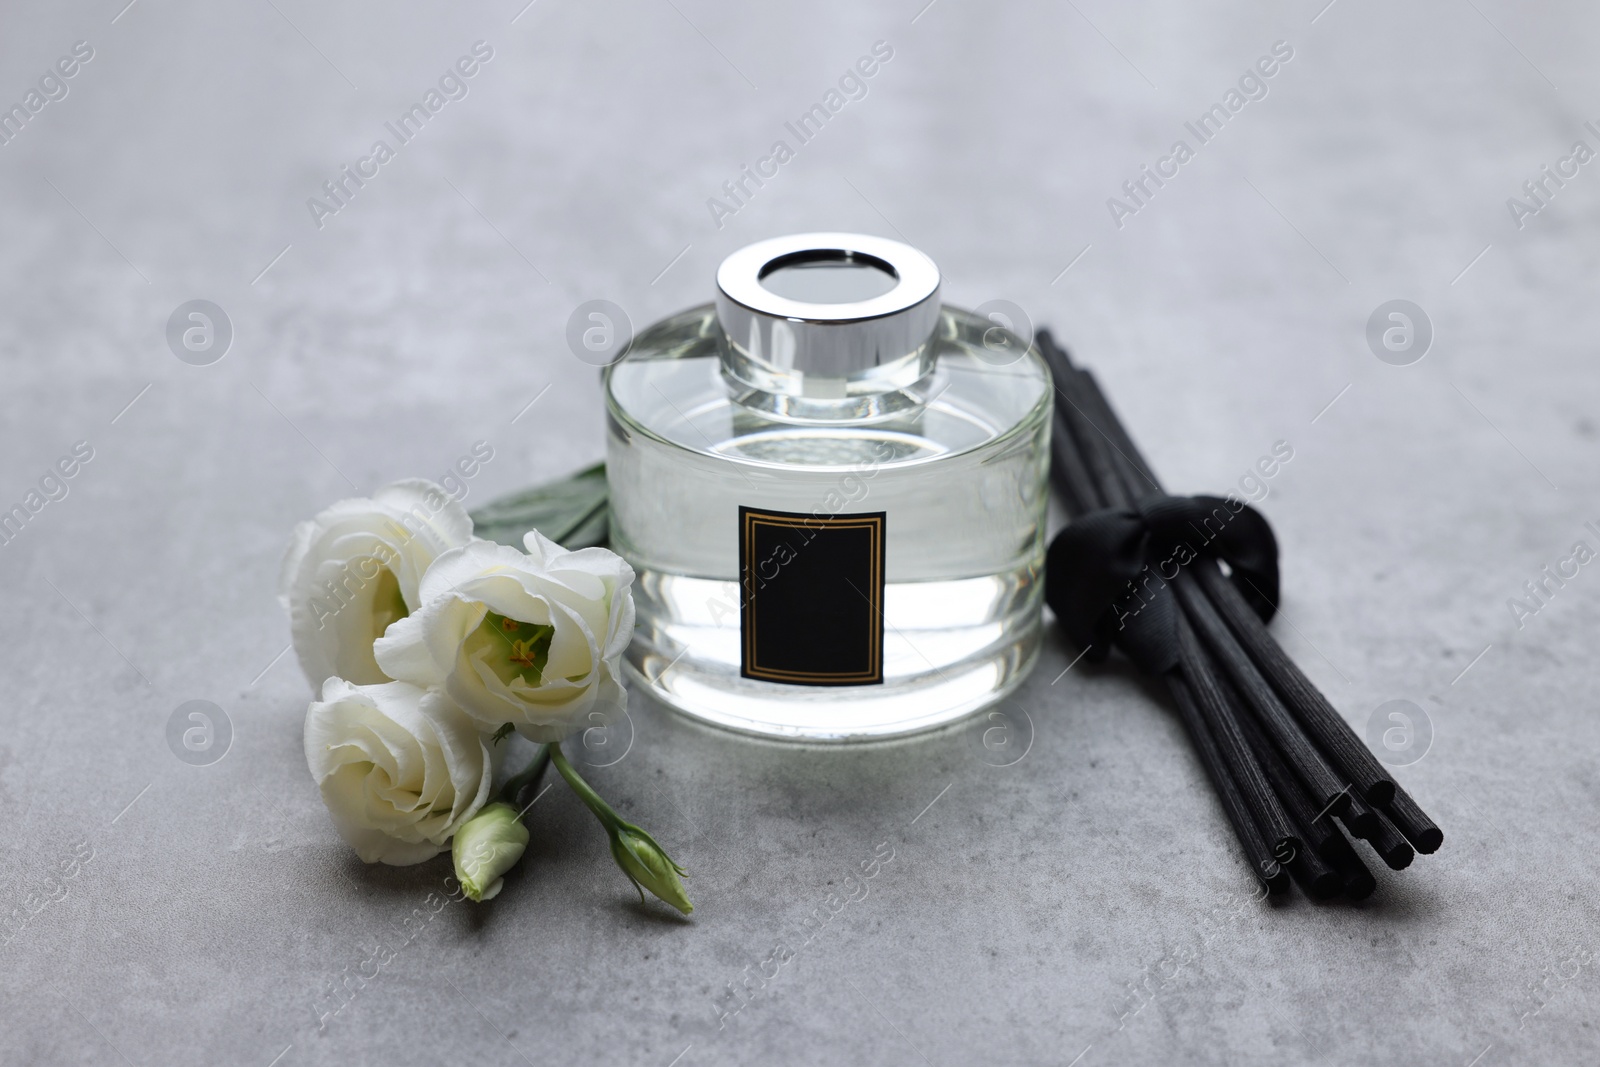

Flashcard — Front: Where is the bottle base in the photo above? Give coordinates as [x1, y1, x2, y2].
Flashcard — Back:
[624, 624, 1043, 743]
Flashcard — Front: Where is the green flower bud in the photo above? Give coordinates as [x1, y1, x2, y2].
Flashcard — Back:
[543, 740, 692, 915]
[609, 822, 693, 915]
[452, 802, 530, 902]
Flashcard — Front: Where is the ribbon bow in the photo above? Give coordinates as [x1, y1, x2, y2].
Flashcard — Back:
[1044, 494, 1280, 674]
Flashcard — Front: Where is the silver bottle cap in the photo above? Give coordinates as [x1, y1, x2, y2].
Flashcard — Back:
[715, 233, 941, 402]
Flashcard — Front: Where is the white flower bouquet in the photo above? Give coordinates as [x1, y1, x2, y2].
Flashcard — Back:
[282, 475, 689, 912]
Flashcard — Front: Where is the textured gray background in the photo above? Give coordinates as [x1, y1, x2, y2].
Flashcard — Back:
[2, 0, 1597, 1064]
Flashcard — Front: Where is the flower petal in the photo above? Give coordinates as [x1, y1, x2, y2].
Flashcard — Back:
[372, 614, 443, 687]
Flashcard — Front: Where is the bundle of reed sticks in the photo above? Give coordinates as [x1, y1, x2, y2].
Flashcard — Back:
[1038, 332, 1441, 899]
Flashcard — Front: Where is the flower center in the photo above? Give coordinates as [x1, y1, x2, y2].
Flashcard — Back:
[371, 566, 409, 637]
[471, 610, 555, 687]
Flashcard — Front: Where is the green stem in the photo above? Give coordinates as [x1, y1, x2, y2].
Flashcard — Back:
[549, 741, 626, 832]
[496, 743, 551, 808]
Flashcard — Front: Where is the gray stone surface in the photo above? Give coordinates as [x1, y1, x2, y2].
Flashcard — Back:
[2, 1, 1598, 1064]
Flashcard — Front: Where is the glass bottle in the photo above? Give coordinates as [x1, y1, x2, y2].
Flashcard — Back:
[603, 233, 1050, 741]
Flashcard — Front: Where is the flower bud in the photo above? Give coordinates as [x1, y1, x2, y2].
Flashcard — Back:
[452, 802, 529, 902]
[609, 823, 693, 915]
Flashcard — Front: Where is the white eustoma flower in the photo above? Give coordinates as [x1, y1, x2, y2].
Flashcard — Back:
[374, 530, 635, 742]
[279, 480, 474, 688]
[304, 678, 493, 865]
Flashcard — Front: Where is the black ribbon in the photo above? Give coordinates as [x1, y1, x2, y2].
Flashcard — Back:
[1044, 494, 1280, 675]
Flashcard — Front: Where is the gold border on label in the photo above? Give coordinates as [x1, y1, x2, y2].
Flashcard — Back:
[740, 509, 884, 685]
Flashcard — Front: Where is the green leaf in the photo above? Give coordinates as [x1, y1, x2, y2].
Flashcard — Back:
[469, 461, 611, 550]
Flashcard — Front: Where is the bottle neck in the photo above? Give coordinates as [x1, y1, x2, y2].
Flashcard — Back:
[717, 332, 936, 423]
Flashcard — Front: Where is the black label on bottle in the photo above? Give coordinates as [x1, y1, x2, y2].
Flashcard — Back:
[739, 506, 886, 686]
